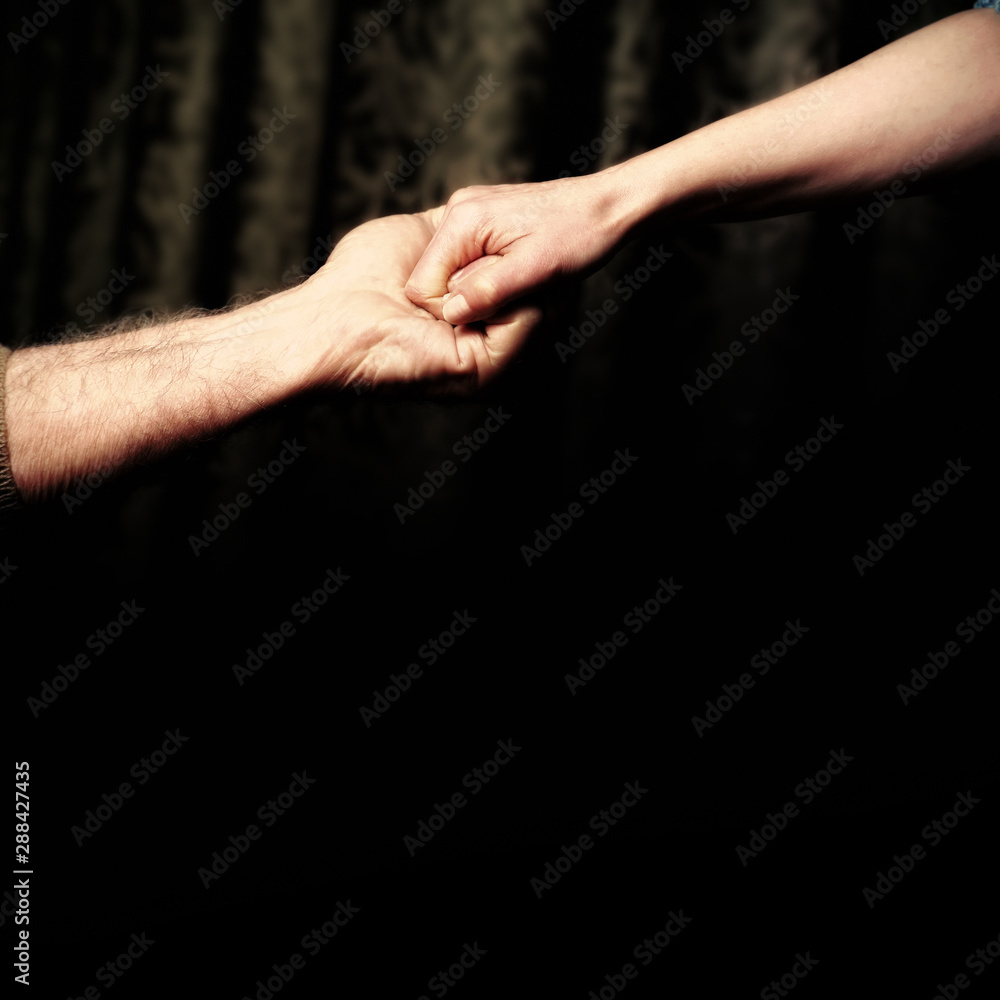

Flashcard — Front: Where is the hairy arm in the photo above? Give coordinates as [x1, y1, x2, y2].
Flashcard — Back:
[2, 210, 540, 504]
[406, 8, 1000, 324]
[4, 289, 320, 502]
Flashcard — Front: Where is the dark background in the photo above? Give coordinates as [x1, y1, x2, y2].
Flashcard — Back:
[4, 0, 998, 996]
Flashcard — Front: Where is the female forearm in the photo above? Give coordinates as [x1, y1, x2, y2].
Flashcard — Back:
[406, 10, 1000, 326]
[609, 8, 1000, 234]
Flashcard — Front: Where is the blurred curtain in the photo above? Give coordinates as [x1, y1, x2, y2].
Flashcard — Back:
[0, 0, 977, 527]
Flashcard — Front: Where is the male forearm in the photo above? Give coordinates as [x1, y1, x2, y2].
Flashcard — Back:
[2, 207, 533, 504]
[608, 9, 1000, 234]
[4, 284, 329, 503]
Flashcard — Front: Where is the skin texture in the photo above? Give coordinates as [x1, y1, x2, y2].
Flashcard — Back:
[4, 209, 541, 503]
[405, 9, 1000, 325]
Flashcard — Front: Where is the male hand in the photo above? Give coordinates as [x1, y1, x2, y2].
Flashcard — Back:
[303, 208, 543, 393]
[404, 173, 629, 326]
[3, 208, 545, 503]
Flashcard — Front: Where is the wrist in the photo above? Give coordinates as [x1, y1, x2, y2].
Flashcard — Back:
[596, 150, 674, 244]
[230, 283, 331, 399]
[290, 267, 373, 393]
[227, 278, 361, 400]
[598, 138, 721, 241]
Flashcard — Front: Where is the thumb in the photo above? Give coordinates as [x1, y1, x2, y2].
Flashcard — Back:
[442, 244, 547, 325]
[405, 203, 486, 319]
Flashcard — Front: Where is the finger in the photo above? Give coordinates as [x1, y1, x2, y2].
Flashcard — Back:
[442, 246, 552, 326]
[447, 253, 504, 291]
[454, 299, 545, 385]
[414, 256, 505, 322]
[405, 201, 488, 315]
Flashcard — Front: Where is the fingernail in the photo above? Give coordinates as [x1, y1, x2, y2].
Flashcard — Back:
[443, 293, 469, 324]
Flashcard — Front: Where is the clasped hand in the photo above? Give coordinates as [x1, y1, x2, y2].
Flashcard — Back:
[307, 173, 620, 392]
[303, 205, 544, 393]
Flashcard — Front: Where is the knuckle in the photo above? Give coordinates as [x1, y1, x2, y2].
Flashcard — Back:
[448, 186, 478, 206]
[450, 199, 480, 227]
